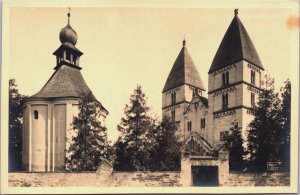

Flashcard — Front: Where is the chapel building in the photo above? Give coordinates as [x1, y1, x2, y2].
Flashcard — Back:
[22, 11, 108, 172]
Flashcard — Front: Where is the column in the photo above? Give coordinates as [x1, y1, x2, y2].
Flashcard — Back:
[63, 50, 66, 61]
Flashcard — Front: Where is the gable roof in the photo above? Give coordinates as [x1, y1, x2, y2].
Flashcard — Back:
[208, 14, 264, 73]
[163, 43, 205, 92]
[184, 92, 208, 114]
[181, 131, 214, 153]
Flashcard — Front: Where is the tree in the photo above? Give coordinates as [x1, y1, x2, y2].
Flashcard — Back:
[149, 116, 181, 171]
[246, 74, 282, 171]
[279, 79, 291, 170]
[9, 79, 27, 172]
[66, 92, 111, 171]
[114, 85, 155, 171]
[224, 122, 244, 171]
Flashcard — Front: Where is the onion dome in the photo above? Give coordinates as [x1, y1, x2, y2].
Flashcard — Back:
[59, 24, 78, 45]
[59, 8, 78, 45]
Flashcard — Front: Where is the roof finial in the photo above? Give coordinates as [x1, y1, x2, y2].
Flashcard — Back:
[67, 7, 71, 25]
[234, 9, 238, 16]
[183, 34, 186, 46]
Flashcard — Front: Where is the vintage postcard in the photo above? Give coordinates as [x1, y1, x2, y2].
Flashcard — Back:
[1, 0, 299, 194]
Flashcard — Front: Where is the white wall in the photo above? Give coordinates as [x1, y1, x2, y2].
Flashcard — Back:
[31, 105, 48, 171]
[54, 104, 66, 171]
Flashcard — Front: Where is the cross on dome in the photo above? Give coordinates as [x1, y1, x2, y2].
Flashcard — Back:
[59, 7, 78, 45]
[234, 9, 238, 16]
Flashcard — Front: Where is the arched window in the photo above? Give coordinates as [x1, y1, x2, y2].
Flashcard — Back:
[34, 110, 38, 119]
[226, 71, 229, 84]
[251, 70, 256, 84]
[187, 121, 192, 131]
[200, 118, 206, 129]
[251, 92, 255, 107]
[222, 71, 229, 86]
[171, 92, 176, 104]
[222, 93, 228, 109]
[171, 110, 175, 121]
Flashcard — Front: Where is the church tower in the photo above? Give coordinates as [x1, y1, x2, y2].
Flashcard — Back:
[207, 9, 265, 148]
[22, 10, 108, 172]
[162, 40, 206, 140]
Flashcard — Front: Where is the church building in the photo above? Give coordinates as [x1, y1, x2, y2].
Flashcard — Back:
[22, 11, 108, 172]
[163, 9, 265, 152]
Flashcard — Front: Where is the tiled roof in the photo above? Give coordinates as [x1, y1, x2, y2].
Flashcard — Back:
[30, 65, 108, 112]
[209, 14, 264, 73]
[31, 65, 91, 99]
[163, 44, 205, 92]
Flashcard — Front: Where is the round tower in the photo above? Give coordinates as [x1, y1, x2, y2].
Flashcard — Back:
[22, 9, 108, 172]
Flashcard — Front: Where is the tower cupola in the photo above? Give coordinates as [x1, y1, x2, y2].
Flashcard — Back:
[53, 8, 83, 70]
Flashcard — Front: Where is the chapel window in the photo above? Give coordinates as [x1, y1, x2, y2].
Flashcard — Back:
[34, 110, 38, 119]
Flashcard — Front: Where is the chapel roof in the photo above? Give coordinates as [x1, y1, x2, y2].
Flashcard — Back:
[163, 40, 206, 92]
[28, 9, 108, 114]
[208, 9, 264, 73]
[30, 65, 93, 99]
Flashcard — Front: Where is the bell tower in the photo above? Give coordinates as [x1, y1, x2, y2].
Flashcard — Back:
[53, 8, 83, 70]
[207, 9, 265, 147]
[162, 40, 206, 140]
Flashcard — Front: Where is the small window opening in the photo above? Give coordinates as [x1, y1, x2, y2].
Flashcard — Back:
[34, 110, 39, 119]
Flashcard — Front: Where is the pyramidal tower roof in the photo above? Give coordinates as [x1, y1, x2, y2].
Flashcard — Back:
[209, 9, 264, 73]
[163, 40, 205, 93]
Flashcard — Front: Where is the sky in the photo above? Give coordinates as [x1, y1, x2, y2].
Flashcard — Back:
[8, 2, 298, 142]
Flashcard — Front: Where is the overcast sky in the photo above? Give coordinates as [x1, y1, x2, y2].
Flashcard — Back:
[8, 2, 298, 141]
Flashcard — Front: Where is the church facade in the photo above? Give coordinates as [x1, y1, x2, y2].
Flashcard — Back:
[163, 10, 265, 152]
[22, 12, 108, 172]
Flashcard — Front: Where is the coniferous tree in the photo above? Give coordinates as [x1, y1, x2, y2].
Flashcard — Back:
[9, 79, 27, 172]
[114, 85, 155, 171]
[224, 122, 244, 171]
[66, 92, 111, 171]
[246, 74, 282, 171]
[279, 79, 291, 170]
[149, 116, 181, 171]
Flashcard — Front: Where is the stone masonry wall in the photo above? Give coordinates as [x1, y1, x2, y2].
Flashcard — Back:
[8, 171, 289, 187]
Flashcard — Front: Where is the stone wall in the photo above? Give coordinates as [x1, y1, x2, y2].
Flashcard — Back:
[8, 171, 289, 187]
[8, 171, 181, 187]
[222, 172, 290, 186]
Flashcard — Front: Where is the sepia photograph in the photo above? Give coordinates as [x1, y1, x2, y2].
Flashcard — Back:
[1, 0, 299, 194]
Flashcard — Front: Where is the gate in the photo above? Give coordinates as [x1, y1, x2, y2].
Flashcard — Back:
[192, 166, 219, 186]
